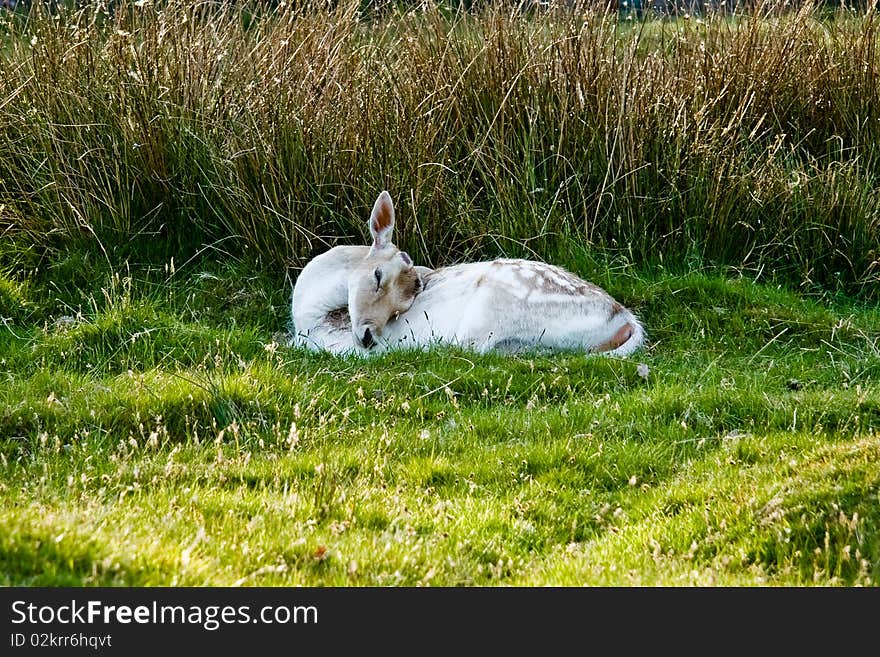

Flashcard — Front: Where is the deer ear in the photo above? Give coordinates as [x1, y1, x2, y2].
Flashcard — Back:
[369, 191, 395, 249]
[409, 270, 424, 296]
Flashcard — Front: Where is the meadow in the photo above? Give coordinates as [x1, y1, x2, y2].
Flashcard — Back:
[1, 0, 878, 585]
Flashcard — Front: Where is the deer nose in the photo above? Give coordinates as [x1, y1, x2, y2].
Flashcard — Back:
[360, 327, 375, 349]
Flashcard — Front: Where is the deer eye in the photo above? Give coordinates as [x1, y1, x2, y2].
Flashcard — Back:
[374, 268, 382, 290]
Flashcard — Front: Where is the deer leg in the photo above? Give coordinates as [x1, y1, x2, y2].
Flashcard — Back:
[593, 323, 634, 353]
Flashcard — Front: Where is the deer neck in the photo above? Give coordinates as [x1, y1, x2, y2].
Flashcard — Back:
[294, 245, 369, 326]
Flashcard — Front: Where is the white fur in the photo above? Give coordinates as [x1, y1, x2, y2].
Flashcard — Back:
[374, 260, 645, 357]
[290, 245, 368, 353]
[290, 192, 645, 358]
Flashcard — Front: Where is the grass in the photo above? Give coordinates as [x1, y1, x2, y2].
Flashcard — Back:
[1, 250, 878, 586]
[1, 1, 879, 295]
[1, 1, 879, 586]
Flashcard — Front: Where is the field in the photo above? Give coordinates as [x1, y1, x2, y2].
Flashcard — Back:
[1, 0, 879, 586]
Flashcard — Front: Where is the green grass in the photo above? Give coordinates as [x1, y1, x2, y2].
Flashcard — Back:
[1, 255, 878, 586]
[1, 0, 879, 586]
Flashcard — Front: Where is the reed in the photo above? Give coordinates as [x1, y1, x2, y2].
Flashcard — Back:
[1, 0, 878, 296]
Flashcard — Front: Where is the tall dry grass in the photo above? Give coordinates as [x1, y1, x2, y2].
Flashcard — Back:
[1, 0, 878, 296]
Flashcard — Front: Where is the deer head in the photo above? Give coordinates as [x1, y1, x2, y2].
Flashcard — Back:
[348, 191, 424, 349]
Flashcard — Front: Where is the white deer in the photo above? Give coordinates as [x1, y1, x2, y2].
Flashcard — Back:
[289, 192, 431, 353]
[291, 191, 645, 357]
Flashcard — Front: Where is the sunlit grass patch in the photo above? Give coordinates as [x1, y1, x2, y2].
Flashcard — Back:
[1, 261, 877, 585]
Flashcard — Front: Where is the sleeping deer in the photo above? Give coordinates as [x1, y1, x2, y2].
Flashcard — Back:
[289, 193, 431, 353]
[291, 191, 645, 357]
